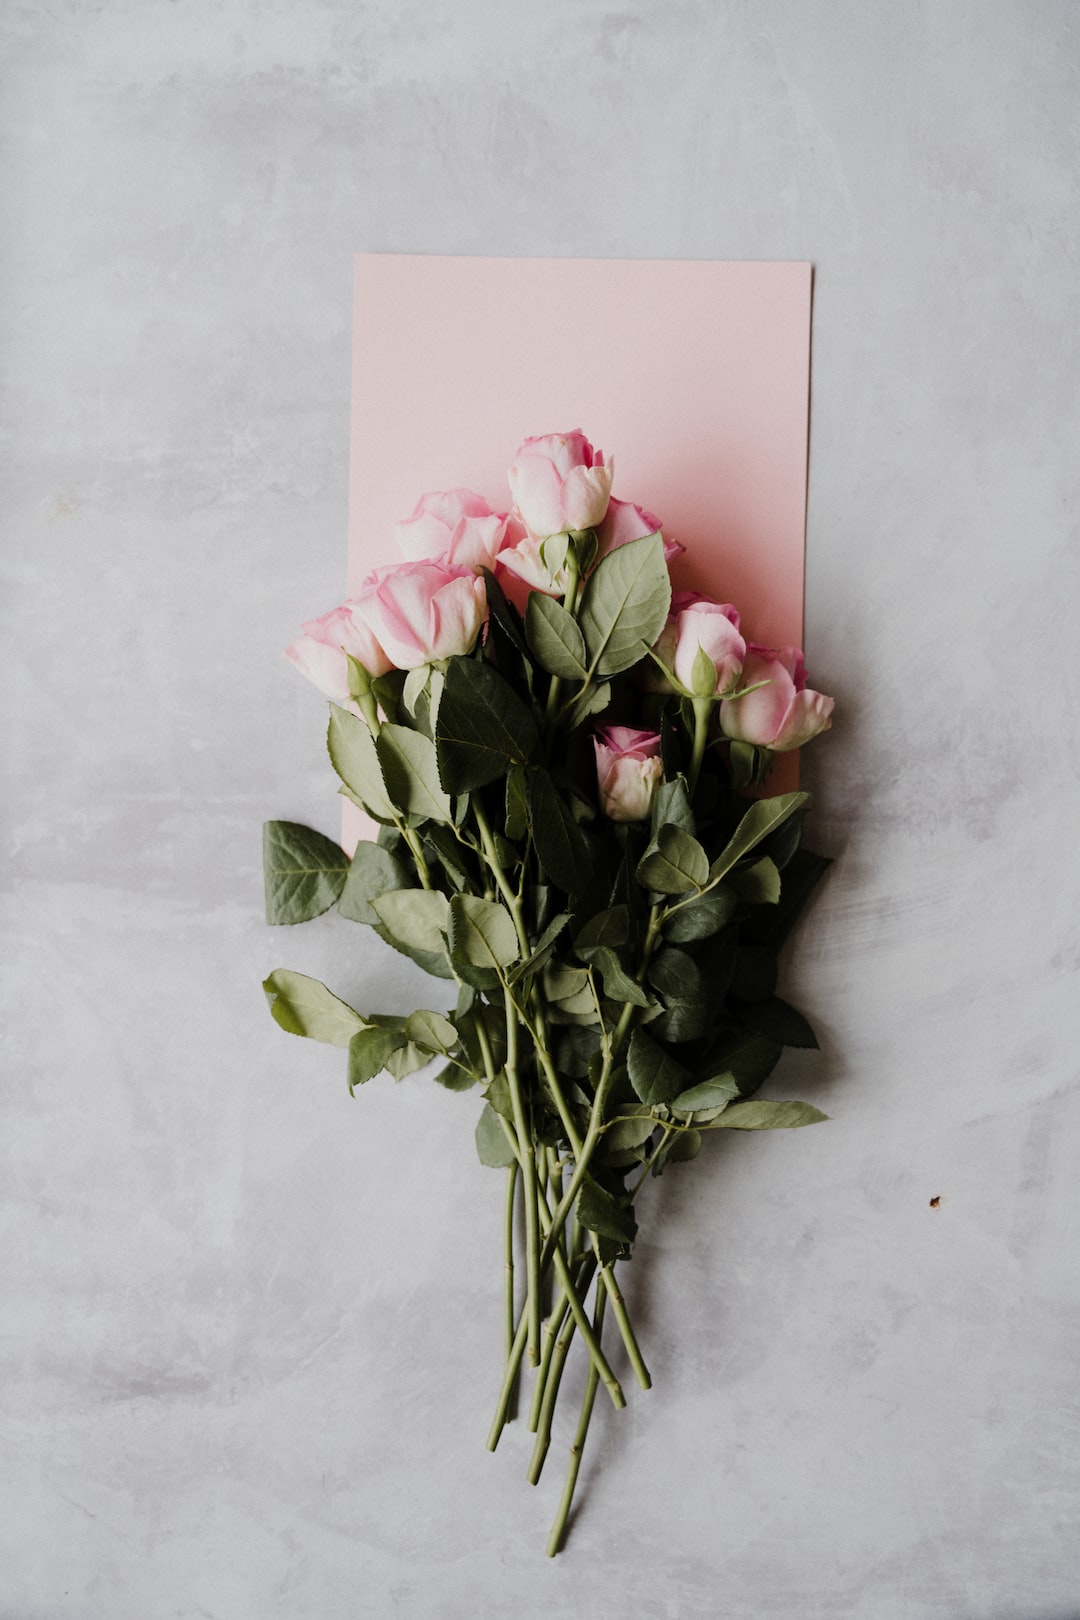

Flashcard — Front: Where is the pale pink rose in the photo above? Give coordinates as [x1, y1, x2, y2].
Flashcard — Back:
[593, 725, 664, 822]
[595, 497, 684, 566]
[284, 601, 393, 701]
[719, 644, 834, 751]
[395, 488, 512, 573]
[495, 513, 568, 606]
[508, 430, 613, 538]
[352, 559, 487, 669]
[647, 593, 746, 695]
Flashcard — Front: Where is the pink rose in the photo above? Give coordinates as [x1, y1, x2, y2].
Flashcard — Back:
[508, 430, 613, 538]
[352, 559, 487, 670]
[284, 601, 393, 702]
[395, 488, 512, 574]
[719, 644, 834, 751]
[595, 497, 685, 566]
[593, 726, 664, 822]
[495, 514, 568, 605]
[649, 593, 746, 696]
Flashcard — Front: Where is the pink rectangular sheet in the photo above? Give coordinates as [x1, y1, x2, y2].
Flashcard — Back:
[346, 255, 811, 846]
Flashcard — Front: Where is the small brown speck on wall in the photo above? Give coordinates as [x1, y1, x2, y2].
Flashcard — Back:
[929, 1196, 941, 1208]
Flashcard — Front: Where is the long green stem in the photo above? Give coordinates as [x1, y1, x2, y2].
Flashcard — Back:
[503, 995, 541, 1367]
[529, 1256, 596, 1484]
[503, 1160, 518, 1366]
[687, 695, 713, 795]
[546, 1284, 609, 1557]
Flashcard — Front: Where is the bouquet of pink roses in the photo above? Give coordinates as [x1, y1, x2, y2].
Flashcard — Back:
[263, 430, 834, 1554]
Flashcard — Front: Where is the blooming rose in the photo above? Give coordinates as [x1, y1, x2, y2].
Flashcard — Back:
[719, 644, 834, 751]
[395, 488, 512, 574]
[648, 593, 746, 695]
[284, 601, 393, 702]
[595, 497, 684, 566]
[495, 514, 568, 605]
[593, 726, 664, 822]
[352, 559, 487, 670]
[508, 431, 613, 538]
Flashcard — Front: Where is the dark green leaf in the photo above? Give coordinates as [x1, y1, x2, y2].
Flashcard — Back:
[338, 840, 409, 926]
[671, 1073, 740, 1114]
[574, 905, 630, 955]
[744, 848, 832, 949]
[590, 945, 650, 1007]
[727, 856, 781, 906]
[262, 821, 348, 925]
[637, 825, 709, 894]
[326, 706, 394, 820]
[711, 1100, 828, 1130]
[505, 763, 529, 840]
[648, 947, 701, 1002]
[707, 1030, 784, 1095]
[650, 998, 712, 1042]
[563, 679, 612, 731]
[433, 1060, 477, 1092]
[476, 1102, 517, 1168]
[506, 911, 571, 986]
[448, 894, 520, 974]
[576, 1173, 638, 1244]
[527, 768, 592, 896]
[739, 996, 820, 1049]
[348, 1025, 405, 1089]
[663, 887, 737, 942]
[667, 1127, 703, 1162]
[262, 969, 366, 1047]
[710, 792, 809, 883]
[436, 656, 540, 793]
[730, 946, 777, 1003]
[525, 593, 588, 679]
[627, 1027, 690, 1106]
[372, 889, 450, 956]
[578, 532, 671, 677]
[603, 1110, 658, 1151]
[650, 775, 694, 837]
[376, 724, 453, 824]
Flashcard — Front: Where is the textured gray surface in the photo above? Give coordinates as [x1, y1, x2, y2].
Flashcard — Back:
[2, 3, 1079, 1616]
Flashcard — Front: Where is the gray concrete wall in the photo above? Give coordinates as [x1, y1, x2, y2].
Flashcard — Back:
[2, 3, 1078, 1616]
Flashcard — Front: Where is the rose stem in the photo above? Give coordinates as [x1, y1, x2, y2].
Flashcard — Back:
[545, 1284, 609, 1557]
[528, 1255, 596, 1485]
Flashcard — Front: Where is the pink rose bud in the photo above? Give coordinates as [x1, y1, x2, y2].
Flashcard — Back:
[649, 593, 746, 696]
[593, 725, 664, 822]
[352, 559, 487, 670]
[719, 644, 835, 751]
[508, 430, 614, 538]
[395, 488, 512, 574]
[595, 497, 685, 566]
[284, 601, 393, 702]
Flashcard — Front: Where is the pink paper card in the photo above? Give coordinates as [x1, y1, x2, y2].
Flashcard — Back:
[346, 255, 812, 846]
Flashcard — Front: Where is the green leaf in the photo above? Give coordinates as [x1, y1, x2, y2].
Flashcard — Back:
[663, 887, 737, 942]
[527, 768, 592, 896]
[711, 1100, 828, 1130]
[326, 706, 395, 820]
[376, 724, 453, 824]
[739, 996, 820, 1049]
[505, 763, 529, 840]
[576, 1174, 638, 1245]
[338, 840, 409, 926]
[650, 998, 712, 1043]
[650, 775, 694, 837]
[506, 911, 571, 987]
[671, 1073, 740, 1114]
[590, 946, 650, 1007]
[448, 894, 520, 975]
[475, 1102, 517, 1168]
[707, 1030, 784, 1095]
[563, 679, 612, 731]
[348, 1025, 406, 1089]
[744, 848, 832, 950]
[667, 1127, 702, 1163]
[578, 532, 671, 677]
[710, 792, 809, 884]
[604, 1109, 658, 1152]
[385, 1041, 434, 1080]
[263, 969, 366, 1047]
[648, 947, 701, 1001]
[727, 856, 781, 905]
[404, 1008, 458, 1054]
[627, 1027, 690, 1106]
[372, 889, 451, 956]
[637, 825, 710, 894]
[262, 821, 349, 925]
[574, 905, 630, 955]
[433, 1060, 477, 1092]
[525, 593, 588, 679]
[436, 656, 539, 794]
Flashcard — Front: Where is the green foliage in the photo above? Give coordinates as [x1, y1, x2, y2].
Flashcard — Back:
[449, 894, 520, 986]
[326, 705, 395, 821]
[475, 1102, 516, 1168]
[637, 825, 710, 894]
[578, 532, 671, 677]
[436, 655, 539, 793]
[576, 1173, 638, 1245]
[262, 970, 366, 1047]
[527, 768, 592, 896]
[372, 889, 451, 956]
[525, 593, 588, 679]
[711, 1100, 828, 1130]
[377, 723, 453, 824]
[710, 792, 809, 883]
[262, 821, 349, 925]
[627, 1027, 689, 1106]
